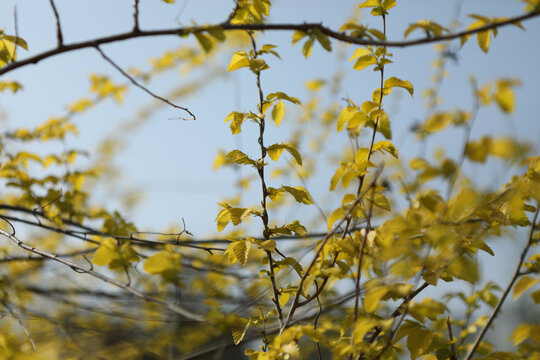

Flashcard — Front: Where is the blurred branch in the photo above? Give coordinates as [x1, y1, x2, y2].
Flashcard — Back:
[464, 206, 540, 360]
[0, 228, 205, 322]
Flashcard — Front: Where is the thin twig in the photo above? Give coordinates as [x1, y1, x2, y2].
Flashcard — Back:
[132, 0, 140, 32]
[48, 0, 63, 46]
[1, 11, 538, 76]
[463, 206, 539, 360]
[95, 45, 196, 120]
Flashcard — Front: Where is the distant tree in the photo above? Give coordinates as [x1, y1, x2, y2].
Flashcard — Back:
[0, 1, 539, 359]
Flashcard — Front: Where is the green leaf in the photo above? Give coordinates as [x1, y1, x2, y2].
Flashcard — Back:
[194, 32, 213, 53]
[312, 28, 332, 51]
[272, 101, 285, 126]
[384, 77, 414, 96]
[249, 58, 269, 72]
[513, 275, 538, 299]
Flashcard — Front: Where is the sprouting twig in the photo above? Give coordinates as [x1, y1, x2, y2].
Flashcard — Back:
[95, 45, 196, 120]
[48, 0, 63, 46]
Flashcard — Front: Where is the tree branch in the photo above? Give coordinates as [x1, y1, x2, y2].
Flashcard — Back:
[0, 11, 537, 76]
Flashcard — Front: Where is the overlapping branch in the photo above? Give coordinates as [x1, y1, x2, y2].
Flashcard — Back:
[0, 228, 204, 322]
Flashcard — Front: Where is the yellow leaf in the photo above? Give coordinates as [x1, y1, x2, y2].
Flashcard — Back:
[531, 289, 540, 303]
[477, 29, 491, 53]
[358, 0, 379, 8]
[513, 275, 539, 299]
[407, 328, 433, 359]
[384, 77, 414, 97]
[281, 185, 314, 205]
[349, 47, 371, 61]
[337, 106, 357, 132]
[364, 284, 388, 312]
[92, 238, 118, 266]
[266, 143, 302, 165]
[327, 207, 346, 231]
[352, 317, 378, 344]
[372, 140, 398, 158]
[227, 51, 250, 72]
[510, 324, 531, 346]
[232, 318, 251, 345]
[225, 240, 251, 266]
[353, 55, 376, 71]
[272, 101, 285, 126]
[302, 38, 314, 58]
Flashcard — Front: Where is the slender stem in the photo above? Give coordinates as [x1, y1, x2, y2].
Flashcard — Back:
[464, 206, 539, 360]
[248, 33, 284, 327]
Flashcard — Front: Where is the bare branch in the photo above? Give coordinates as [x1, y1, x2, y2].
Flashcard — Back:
[48, 0, 63, 46]
[132, 0, 140, 32]
[95, 45, 196, 120]
[0, 11, 537, 76]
